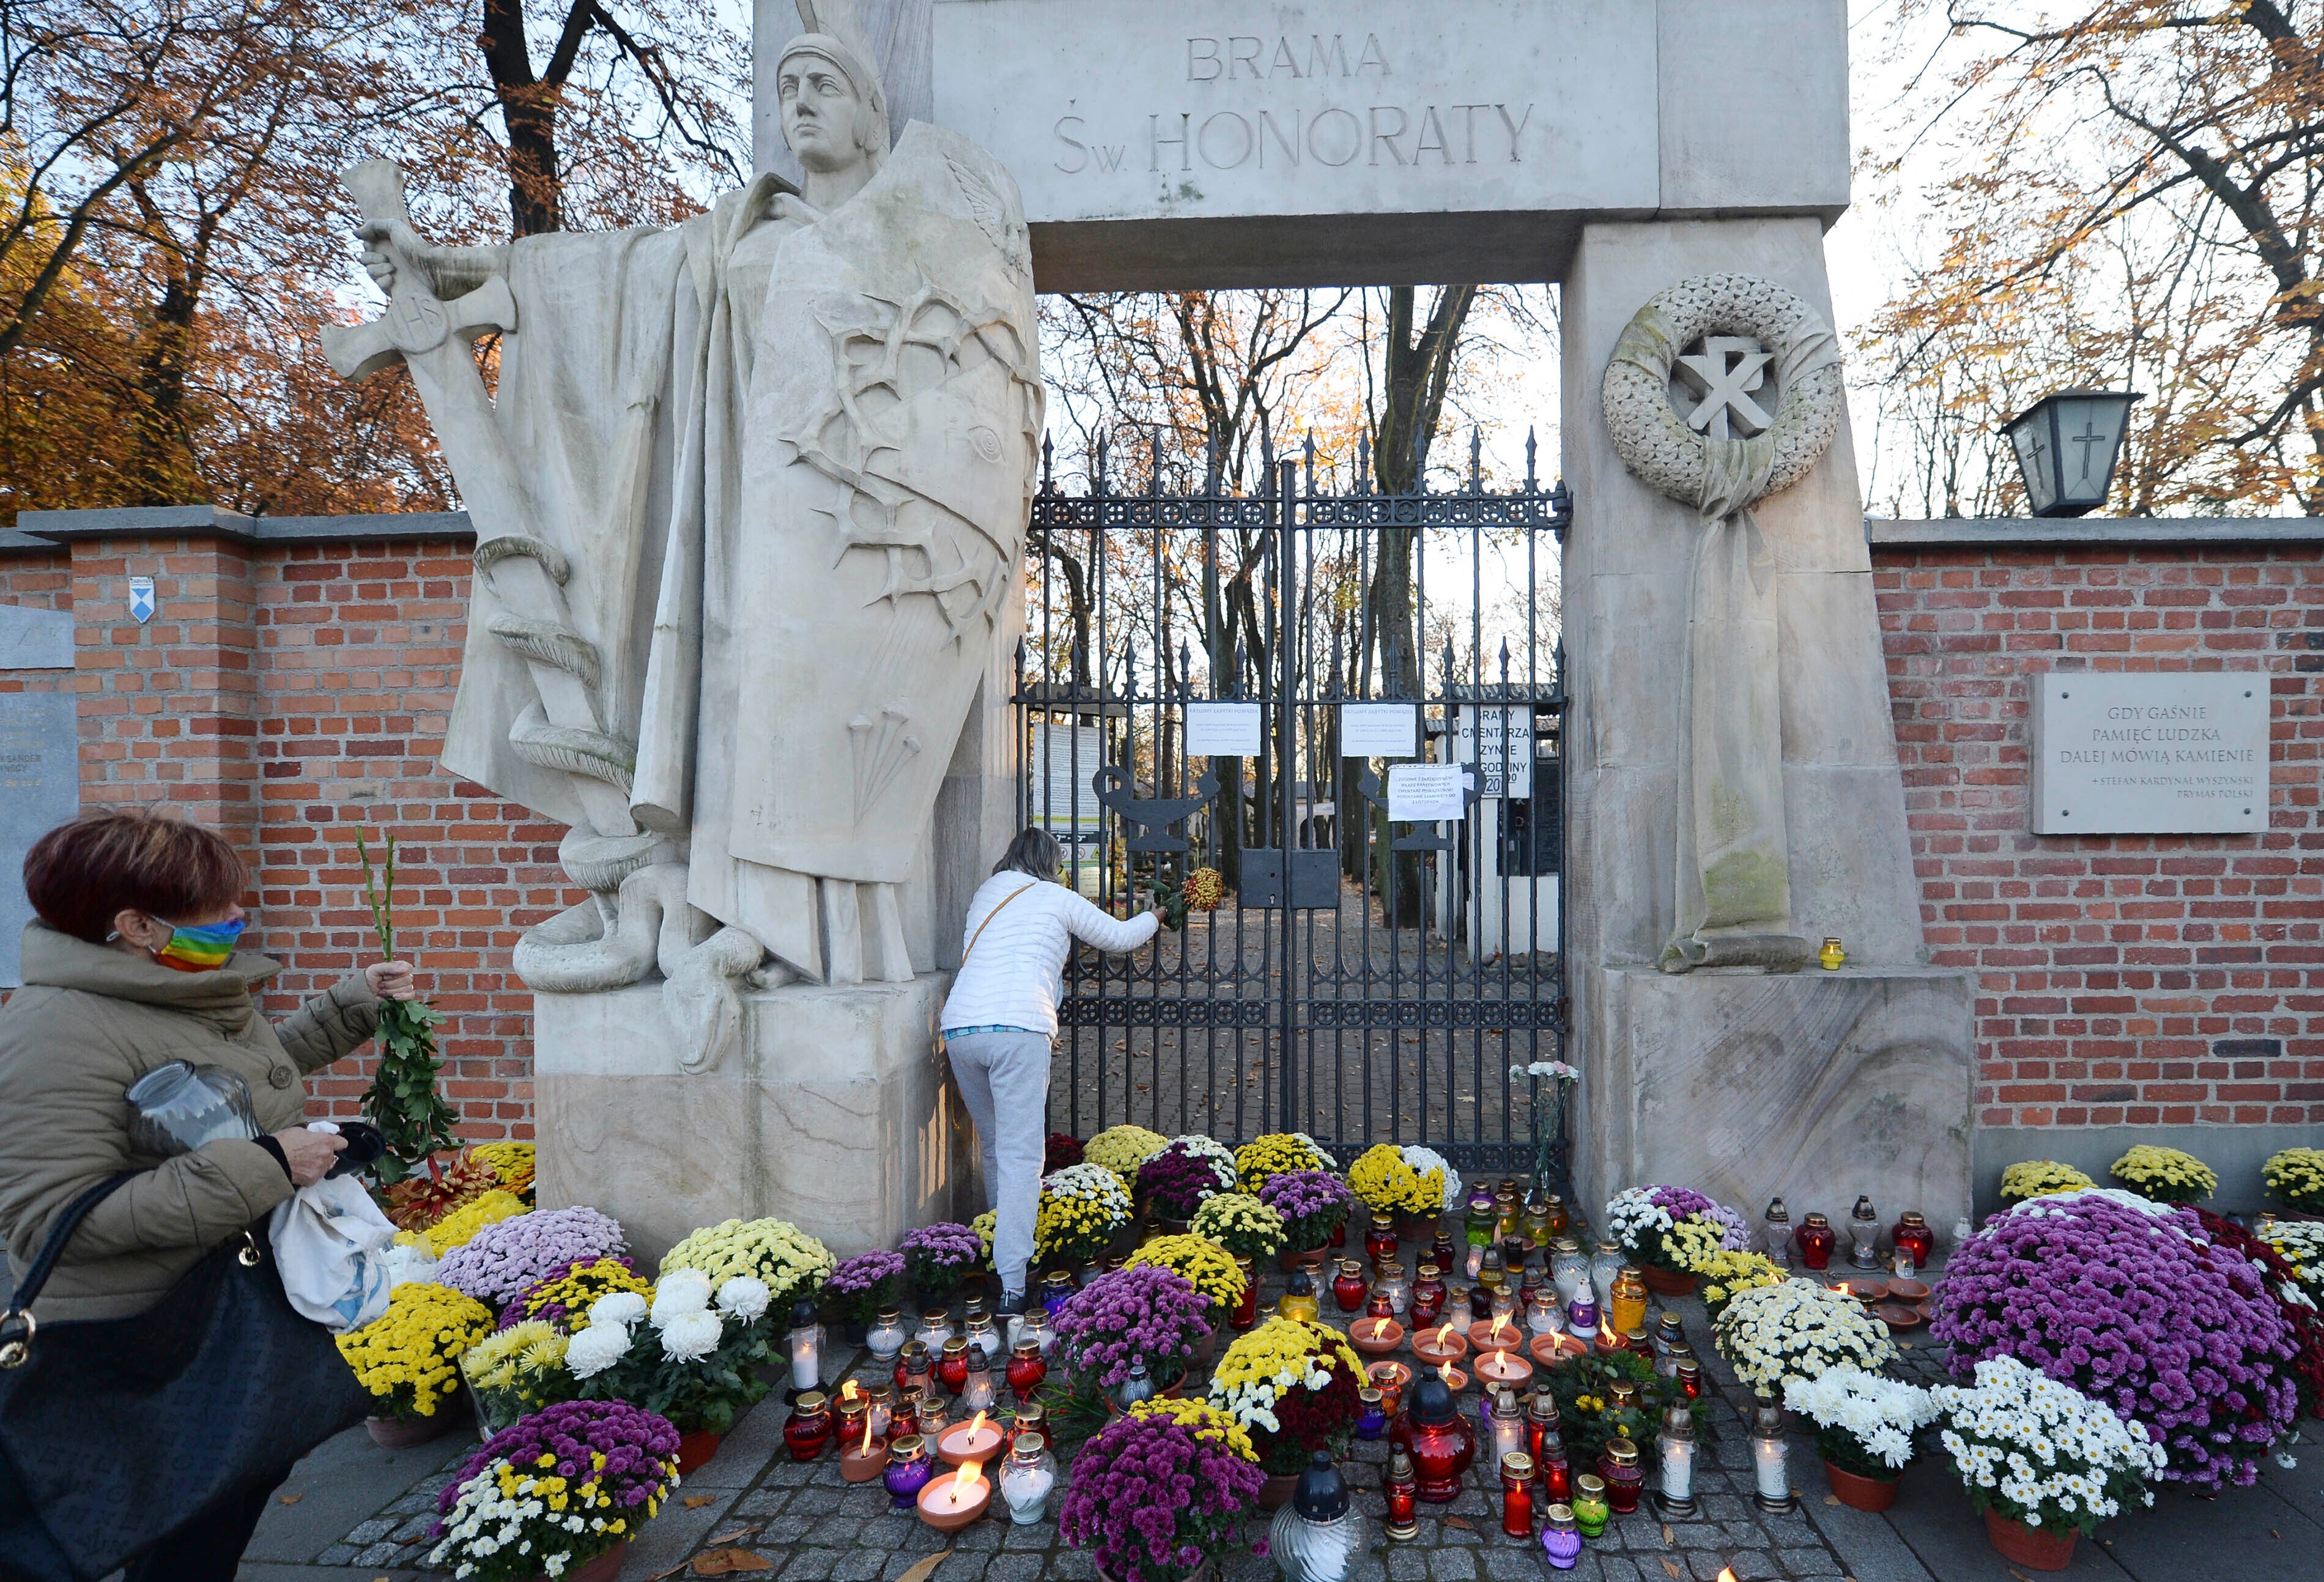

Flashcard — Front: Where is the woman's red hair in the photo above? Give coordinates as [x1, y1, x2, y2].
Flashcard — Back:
[23, 811, 248, 943]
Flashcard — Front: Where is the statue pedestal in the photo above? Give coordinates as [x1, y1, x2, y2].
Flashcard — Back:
[1576, 965, 1975, 1232]
[533, 975, 972, 1262]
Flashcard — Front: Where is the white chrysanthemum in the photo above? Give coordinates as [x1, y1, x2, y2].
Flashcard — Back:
[652, 1268, 715, 1323]
[588, 1291, 647, 1327]
[564, 1321, 633, 1379]
[1398, 1145, 1460, 1209]
[659, 1309, 725, 1361]
[716, 1275, 772, 1320]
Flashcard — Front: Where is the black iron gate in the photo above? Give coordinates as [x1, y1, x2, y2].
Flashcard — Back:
[1017, 435, 1569, 1176]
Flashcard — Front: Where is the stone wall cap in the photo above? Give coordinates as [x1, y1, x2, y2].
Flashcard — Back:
[1868, 516, 2324, 549]
[7, 505, 474, 549]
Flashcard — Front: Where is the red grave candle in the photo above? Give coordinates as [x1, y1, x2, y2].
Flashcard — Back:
[937, 1337, 971, 1395]
[1333, 1260, 1371, 1313]
[1892, 1211, 1935, 1269]
[1388, 1375, 1477, 1502]
[783, 1392, 834, 1461]
[1795, 1212, 1837, 1271]
[1005, 1340, 1046, 1405]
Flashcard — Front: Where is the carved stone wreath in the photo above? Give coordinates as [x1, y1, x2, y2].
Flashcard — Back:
[1601, 272, 1845, 517]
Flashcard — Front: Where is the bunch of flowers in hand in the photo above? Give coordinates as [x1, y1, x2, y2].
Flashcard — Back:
[1054, 1263, 1210, 1391]
[1138, 1139, 1238, 1220]
[1695, 1249, 1783, 1318]
[438, 1208, 627, 1310]
[338, 1281, 497, 1420]
[823, 1249, 906, 1329]
[564, 1269, 777, 1435]
[1190, 1192, 1286, 1261]
[2263, 1219, 2324, 1307]
[1999, 1159, 2093, 1203]
[2265, 1148, 2324, 1215]
[2110, 1143, 2217, 1205]
[1057, 1400, 1263, 1582]
[1931, 1190, 2297, 1489]
[1045, 1132, 1086, 1173]
[659, 1219, 831, 1314]
[1932, 1356, 2166, 1537]
[1398, 1145, 1460, 1212]
[1038, 1164, 1134, 1264]
[1232, 1132, 1336, 1192]
[398, 1190, 528, 1257]
[506, 1257, 652, 1332]
[1348, 1144, 1441, 1217]
[900, 1222, 983, 1299]
[1607, 1186, 1738, 1276]
[430, 1398, 679, 1581]
[2197, 1209, 2324, 1422]
[1208, 1315, 1366, 1474]
[1712, 1279, 1896, 1393]
[461, 1320, 574, 1433]
[1261, 1169, 1355, 1252]
[1084, 1124, 1170, 1186]
[1783, 1367, 1937, 1482]
[1125, 1233, 1248, 1316]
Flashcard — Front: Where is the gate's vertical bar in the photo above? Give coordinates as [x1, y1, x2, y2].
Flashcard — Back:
[1276, 456, 1300, 1142]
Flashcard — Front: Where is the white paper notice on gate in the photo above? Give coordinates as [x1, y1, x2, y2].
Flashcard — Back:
[1339, 703, 1419, 759]
[1388, 763, 1470, 822]
[1185, 702, 1264, 756]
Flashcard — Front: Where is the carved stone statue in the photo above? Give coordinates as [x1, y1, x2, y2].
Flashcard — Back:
[325, 0, 1040, 1064]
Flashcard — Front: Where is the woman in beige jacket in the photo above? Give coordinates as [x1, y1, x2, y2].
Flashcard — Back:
[0, 811, 416, 1581]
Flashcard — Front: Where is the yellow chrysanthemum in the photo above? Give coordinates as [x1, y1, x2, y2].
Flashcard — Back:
[1190, 1192, 1286, 1260]
[1125, 1233, 1248, 1310]
[2110, 1144, 2217, 1203]
[1128, 1397, 1258, 1462]
[392, 1189, 527, 1257]
[1232, 1133, 1337, 1193]
[1084, 1125, 1171, 1185]
[1998, 1159, 2094, 1203]
[660, 1217, 834, 1302]
[337, 1282, 494, 1418]
[468, 1140, 536, 1198]
[1347, 1143, 1439, 1216]
[2263, 1147, 2324, 1213]
[516, 1256, 654, 1328]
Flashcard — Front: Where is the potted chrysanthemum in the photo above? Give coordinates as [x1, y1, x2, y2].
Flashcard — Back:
[1125, 1233, 1247, 1351]
[503, 1255, 652, 1331]
[823, 1249, 906, 1342]
[1783, 1366, 1937, 1511]
[1138, 1138, 1238, 1231]
[435, 1205, 627, 1312]
[461, 1320, 575, 1436]
[1347, 1144, 1443, 1231]
[2264, 1147, 2324, 1216]
[336, 1280, 496, 1447]
[564, 1268, 778, 1469]
[1190, 1192, 1287, 1266]
[900, 1222, 984, 1303]
[1260, 1170, 1356, 1260]
[1058, 1399, 1264, 1582]
[1997, 1159, 2093, 1204]
[1208, 1316, 1366, 1505]
[2109, 1144, 2217, 1205]
[1932, 1356, 2166, 1570]
[659, 1217, 832, 1315]
[1052, 1263, 1212, 1425]
[1711, 1279, 1897, 1395]
[1085, 1124, 1171, 1188]
[1606, 1186, 1746, 1295]
[430, 1398, 681, 1582]
[1039, 1164, 1137, 1268]
[1232, 1132, 1336, 1194]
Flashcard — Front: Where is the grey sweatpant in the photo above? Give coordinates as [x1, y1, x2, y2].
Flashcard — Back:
[944, 1030, 1051, 1298]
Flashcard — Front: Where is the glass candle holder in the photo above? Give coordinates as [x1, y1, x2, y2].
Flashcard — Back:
[1005, 1339, 1045, 1404]
[1334, 1259, 1371, 1313]
[788, 1300, 826, 1394]
[1571, 1474, 1609, 1539]
[1005, 1400, 1047, 1454]
[1588, 1249, 1623, 1315]
[865, 1382, 897, 1442]
[1522, 1192, 1552, 1250]
[784, 1392, 833, 1461]
[1233, 1257, 1260, 1330]
[1387, 1376, 1476, 1502]
[1378, 1260, 1411, 1318]
[1040, 1271, 1075, 1319]
[1495, 1192, 1522, 1244]
[1892, 1210, 1934, 1271]
[1356, 1386, 1387, 1440]
[1674, 1359, 1703, 1401]
[1430, 1231, 1459, 1282]
[1563, 1292, 1596, 1338]
[1527, 1291, 1562, 1338]
[1489, 1288, 1520, 1331]
[913, 1389, 950, 1443]
[917, 1307, 953, 1353]
[1549, 1239, 1588, 1304]
[1015, 1305, 1054, 1357]
[1383, 1447, 1419, 1540]
[1848, 1195, 1882, 1269]
[1410, 1263, 1445, 1326]
[1444, 1287, 1474, 1335]
[895, 1340, 932, 1400]
[867, 1307, 908, 1362]
[1535, 1425, 1572, 1504]
[1762, 1197, 1792, 1266]
[1465, 1184, 1498, 1247]
[883, 1434, 934, 1511]
[1365, 1214, 1400, 1271]
[1279, 1268, 1322, 1323]
[1750, 1395, 1795, 1512]
[1486, 1386, 1528, 1471]
[997, 1433, 1056, 1525]
[1598, 1438, 1643, 1515]
[1795, 1213, 1835, 1271]
[1113, 1356, 1156, 1411]
[938, 1337, 971, 1395]
[1654, 1405, 1698, 1517]
[1542, 1195, 1569, 1239]
[1608, 1266, 1648, 1335]
[965, 1312, 1002, 1365]
[1500, 1451, 1536, 1537]
[1541, 1504, 1581, 1570]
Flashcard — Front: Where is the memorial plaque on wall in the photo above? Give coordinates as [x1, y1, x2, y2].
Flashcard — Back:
[0, 693, 80, 986]
[2030, 671, 2268, 835]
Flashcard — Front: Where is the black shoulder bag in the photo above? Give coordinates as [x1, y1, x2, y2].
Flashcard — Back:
[0, 1174, 371, 1581]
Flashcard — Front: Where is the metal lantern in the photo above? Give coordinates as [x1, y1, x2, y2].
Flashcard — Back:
[2002, 389, 2139, 517]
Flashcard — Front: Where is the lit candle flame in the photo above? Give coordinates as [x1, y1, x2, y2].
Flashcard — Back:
[1438, 1359, 1456, 1386]
[1492, 1320, 1515, 1346]
[952, 1460, 977, 1495]
[1434, 1323, 1455, 1348]
[862, 1416, 875, 1455]
[968, 1410, 987, 1439]
[1599, 1321, 1616, 1347]
[1716, 1570, 1737, 1582]
[841, 1380, 860, 1403]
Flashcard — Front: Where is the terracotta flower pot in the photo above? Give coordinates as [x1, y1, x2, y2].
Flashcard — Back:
[1638, 1264, 1698, 1297]
[1257, 1471, 1300, 1510]
[676, 1429, 723, 1472]
[1155, 1216, 1193, 1239]
[531, 1541, 627, 1582]
[1822, 1461, 1900, 1512]
[366, 1413, 455, 1450]
[1983, 1510, 2078, 1571]
[1193, 1323, 1218, 1365]
[1278, 1245, 1329, 1274]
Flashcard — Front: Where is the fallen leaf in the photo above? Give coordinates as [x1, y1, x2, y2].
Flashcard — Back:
[1660, 1561, 1683, 1581]
[1443, 1515, 1475, 1531]
[277, 1491, 303, 1506]
[692, 1550, 774, 1576]
[1661, 1524, 1675, 1546]
[892, 1553, 953, 1582]
[705, 1526, 761, 1546]
[1824, 1493, 1841, 1506]
[2008, 1570, 2030, 1582]
[684, 1494, 715, 1509]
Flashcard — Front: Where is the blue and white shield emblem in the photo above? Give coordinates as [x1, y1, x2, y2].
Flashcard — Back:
[128, 576, 155, 623]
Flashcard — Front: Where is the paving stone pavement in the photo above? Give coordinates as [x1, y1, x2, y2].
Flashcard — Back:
[242, 1242, 2323, 1582]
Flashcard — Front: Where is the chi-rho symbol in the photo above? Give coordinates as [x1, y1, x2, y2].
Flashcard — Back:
[1673, 335, 1775, 439]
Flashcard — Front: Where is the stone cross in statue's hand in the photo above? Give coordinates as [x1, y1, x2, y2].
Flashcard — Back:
[321, 160, 517, 384]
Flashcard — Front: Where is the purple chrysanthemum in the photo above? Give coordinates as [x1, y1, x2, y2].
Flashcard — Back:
[1053, 1263, 1211, 1389]
[436, 1206, 627, 1307]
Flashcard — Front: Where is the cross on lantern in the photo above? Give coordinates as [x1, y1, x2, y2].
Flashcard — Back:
[1673, 335, 1776, 439]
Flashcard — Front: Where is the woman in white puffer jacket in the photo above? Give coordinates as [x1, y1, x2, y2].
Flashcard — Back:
[941, 828, 1160, 1307]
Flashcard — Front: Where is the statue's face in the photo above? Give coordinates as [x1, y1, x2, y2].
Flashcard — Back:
[779, 52, 870, 174]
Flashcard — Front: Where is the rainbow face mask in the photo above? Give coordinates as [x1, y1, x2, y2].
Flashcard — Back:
[145, 915, 246, 973]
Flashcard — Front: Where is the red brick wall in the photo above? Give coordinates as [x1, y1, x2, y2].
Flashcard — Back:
[1, 534, 576, 1143]
[1875, 544, 2324, 1132]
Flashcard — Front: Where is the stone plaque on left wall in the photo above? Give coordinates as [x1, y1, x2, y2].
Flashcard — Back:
[0, 693, 79, 987]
